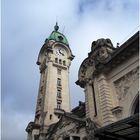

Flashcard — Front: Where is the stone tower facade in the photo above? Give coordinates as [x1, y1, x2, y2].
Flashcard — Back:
[26, 23, 74, 140]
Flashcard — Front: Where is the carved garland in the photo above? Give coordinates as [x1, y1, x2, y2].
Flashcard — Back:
[114, 67, 139, 101]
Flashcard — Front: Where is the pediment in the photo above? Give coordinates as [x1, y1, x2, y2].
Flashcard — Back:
[56, 116, 78, 131]
[52, 115, 84, 140]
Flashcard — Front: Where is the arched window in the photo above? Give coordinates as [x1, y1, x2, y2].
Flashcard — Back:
[131, 94, 139, 115]
[55, 58, 58, 63]
[57, 89, 61, 98]
[63, 60, 66, 66]
[57, 102, 61, 109]
[50, 114, 52, 120]
[134, 101, 139, 114]
[57, 78, 61, 86]
[57, 68, 61, 75]
[63, 136, 70, 140]
[59, 59, 62, 64]
[72, 136, 80, 140]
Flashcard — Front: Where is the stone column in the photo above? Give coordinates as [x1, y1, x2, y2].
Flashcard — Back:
[97, 74, 115, 125]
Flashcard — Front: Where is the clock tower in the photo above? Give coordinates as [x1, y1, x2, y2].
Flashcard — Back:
[26, 23, 74, 140]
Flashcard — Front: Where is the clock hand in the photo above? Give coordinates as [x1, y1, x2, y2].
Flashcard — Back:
[59, 50, 64, 56]
[59, 50, 61, 54]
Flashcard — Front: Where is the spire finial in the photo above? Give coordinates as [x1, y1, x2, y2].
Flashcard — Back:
[54, 22, 59, 31]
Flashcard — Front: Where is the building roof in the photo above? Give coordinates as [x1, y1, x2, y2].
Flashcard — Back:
[71, 101, 86, 118]
[46, 23, 69, 46]
[94, 114, 139, 140]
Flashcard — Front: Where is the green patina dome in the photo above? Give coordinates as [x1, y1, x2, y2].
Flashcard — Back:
[47, 23, 69, 46]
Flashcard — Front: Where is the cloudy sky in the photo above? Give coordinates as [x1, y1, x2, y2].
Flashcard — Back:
[2, 0, 139, 140]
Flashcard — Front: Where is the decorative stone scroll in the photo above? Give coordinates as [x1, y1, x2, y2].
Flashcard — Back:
[79, 59, 93, 81]
[114, 67, 139, 101]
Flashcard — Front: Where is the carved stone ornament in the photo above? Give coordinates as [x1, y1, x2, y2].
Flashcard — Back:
[62, 133, 70, 139]
[97, 46, 110, 61]
[85, 66, 95, 80]
[78, 38, 115, 88]
[86, 118, 100, 140]
[114, 67, 139, 101]
[47, 40, 54, 47]
[58, 120, 71, 129]
[91, 38, 115, 63]
[40, 58, 47, 73]
[54, 119, 81, 140]
[78, 58, 95, 84]
[60, 125, 78, 138]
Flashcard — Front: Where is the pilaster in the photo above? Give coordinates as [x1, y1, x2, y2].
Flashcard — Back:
[97, 74, 115, 125]
[84, 79, 95, 119]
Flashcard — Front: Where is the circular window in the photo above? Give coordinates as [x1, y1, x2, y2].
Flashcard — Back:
[58, 35, 63, 41]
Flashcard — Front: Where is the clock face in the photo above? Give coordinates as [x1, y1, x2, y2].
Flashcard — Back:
[55, 47, 66, 57]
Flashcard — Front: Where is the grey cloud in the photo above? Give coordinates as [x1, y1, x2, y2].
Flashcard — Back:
[77, 0, 139, 20]
[2, 0, 139, 140]
[2, 111, 33, 140]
